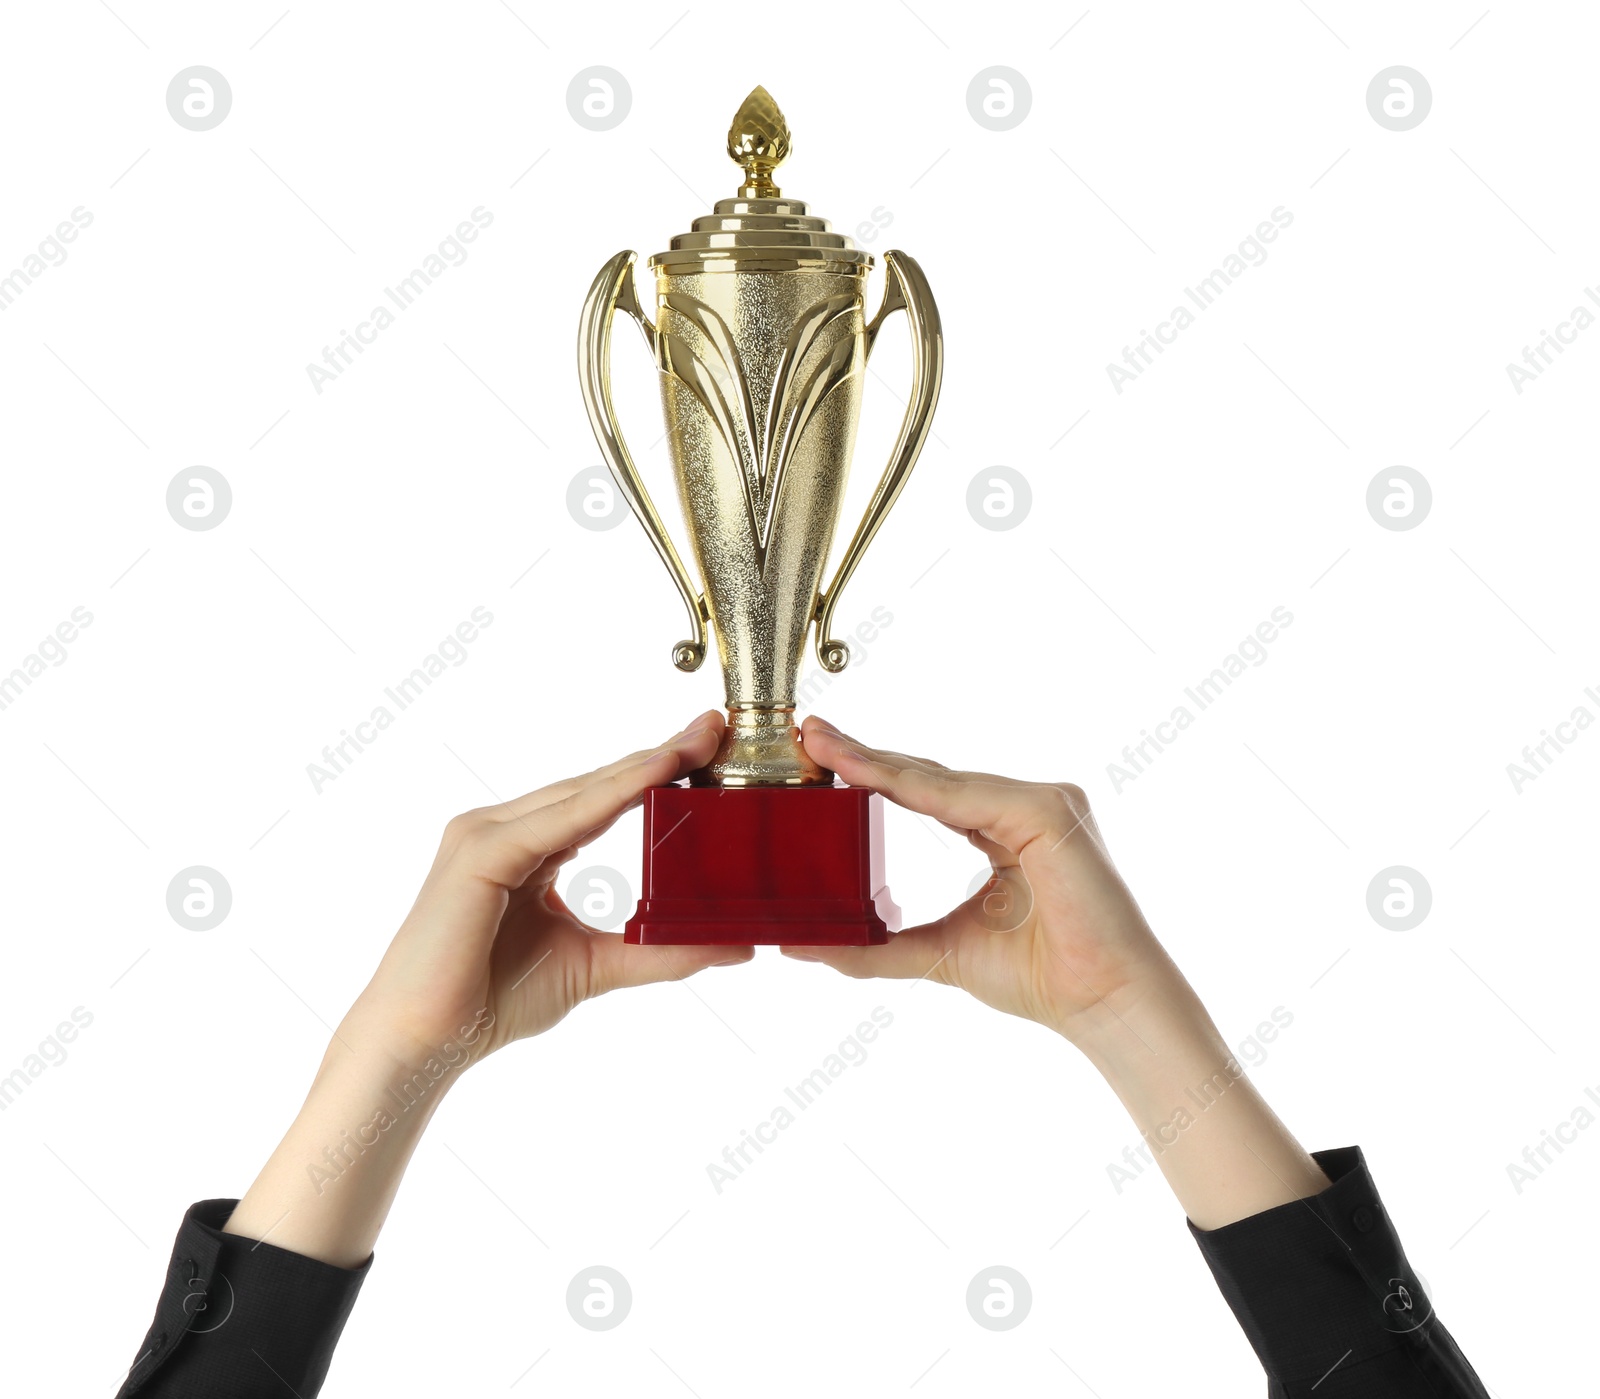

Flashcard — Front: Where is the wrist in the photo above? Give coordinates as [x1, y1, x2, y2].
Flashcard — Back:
[1065, 968, 1226, 1089]
[223, 1016, 474, 1265]
[292, 1003, 489, 1145]
[335, 992, 499, 1082]
[1064, 969, 1330, 1229]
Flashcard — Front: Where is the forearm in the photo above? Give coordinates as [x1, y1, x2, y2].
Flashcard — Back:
[1073, 970, 1329, 1231]
[222, 1006, 463, 1268]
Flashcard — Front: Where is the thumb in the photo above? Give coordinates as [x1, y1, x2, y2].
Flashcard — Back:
[588, 936, 754, 995]
[781, 921, 957, 985]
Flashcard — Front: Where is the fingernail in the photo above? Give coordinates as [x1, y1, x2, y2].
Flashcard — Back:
[780, 949, 820, 962]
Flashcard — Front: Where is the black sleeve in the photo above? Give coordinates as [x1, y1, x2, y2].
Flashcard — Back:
[1188, 1146, 1488, 1397]
[114, 1199, 371, 1398]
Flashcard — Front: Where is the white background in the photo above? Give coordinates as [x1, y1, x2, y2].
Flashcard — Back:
[1, 2, 1594, 1394]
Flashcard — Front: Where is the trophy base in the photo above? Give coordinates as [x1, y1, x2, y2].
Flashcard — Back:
[624, 783, 899, 946]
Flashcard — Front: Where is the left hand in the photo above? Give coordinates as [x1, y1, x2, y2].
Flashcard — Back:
[343, 709, 749, 1065]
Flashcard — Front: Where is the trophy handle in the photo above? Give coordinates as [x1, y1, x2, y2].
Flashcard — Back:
[578, 250, 709, 672]
[812, 250, 943, 673]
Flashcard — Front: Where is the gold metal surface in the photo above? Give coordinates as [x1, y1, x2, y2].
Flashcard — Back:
[708, 707, 828, 786]
[576, 90, 943, 785]
[578, 253, 708, 674]
[727, 86, 790, 198]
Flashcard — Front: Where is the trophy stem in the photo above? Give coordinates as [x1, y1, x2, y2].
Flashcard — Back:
[693, 706, 833, 787]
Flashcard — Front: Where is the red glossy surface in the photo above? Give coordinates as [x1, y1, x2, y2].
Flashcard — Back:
[624, 783, 900, 945]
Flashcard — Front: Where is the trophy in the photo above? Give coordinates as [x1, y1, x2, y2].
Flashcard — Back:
[577, 87, 942, 944]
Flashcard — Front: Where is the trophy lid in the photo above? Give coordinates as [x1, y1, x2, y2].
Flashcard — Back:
[650, 87, 871, 274]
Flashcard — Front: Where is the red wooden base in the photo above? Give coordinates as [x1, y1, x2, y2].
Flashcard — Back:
[625, 783, 899, 946]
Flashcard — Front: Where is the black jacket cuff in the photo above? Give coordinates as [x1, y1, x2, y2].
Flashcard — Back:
[115, 1199, 371, 1398]
[1188, 1146, 1487, 1396]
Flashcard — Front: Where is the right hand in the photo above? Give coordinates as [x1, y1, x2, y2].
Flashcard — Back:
[787, 716, 1186, 1046]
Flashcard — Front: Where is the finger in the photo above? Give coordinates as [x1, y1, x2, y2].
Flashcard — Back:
[779, 921, 958, 984]
[804, 716, 949, 774]
[803, 725, 1069, 853]
[502, 711, 724, 818]
[506, 845, 580, 908]
[808, 717, 1051, 796]
[808, 718, 1043, 797]
[970, 835, 1020, 870]
[588, 936, 754, 995]
[460, 733, 718, 893]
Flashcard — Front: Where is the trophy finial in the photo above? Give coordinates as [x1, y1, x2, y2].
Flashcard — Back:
[727, 86, 790, 198]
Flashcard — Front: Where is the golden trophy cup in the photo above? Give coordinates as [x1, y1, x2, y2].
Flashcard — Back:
[577, 87, 942, 943]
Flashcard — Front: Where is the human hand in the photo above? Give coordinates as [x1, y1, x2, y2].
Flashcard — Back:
[786, 718, 1338, 1231]
[787, 717, 1187, 1047]
[343, 710, 751, 1066]
[224, 714, 751, 1266]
